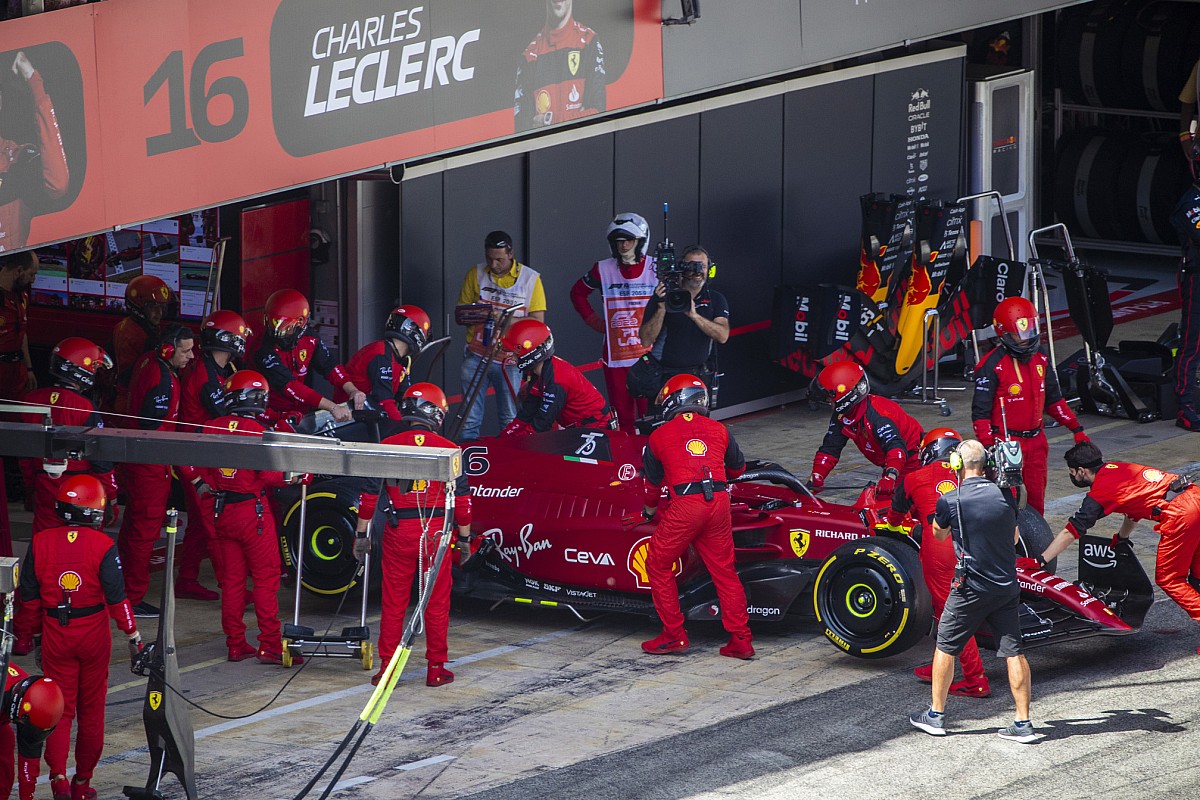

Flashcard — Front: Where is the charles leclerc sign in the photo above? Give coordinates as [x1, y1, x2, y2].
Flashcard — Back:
[0, 0, 662, 253]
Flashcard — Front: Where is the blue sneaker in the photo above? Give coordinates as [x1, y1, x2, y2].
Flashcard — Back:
[909, 706, 946, 736]
[997, 720, 1037, 743]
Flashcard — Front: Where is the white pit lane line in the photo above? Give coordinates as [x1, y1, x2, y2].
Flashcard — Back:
[96, 625, 588, 773]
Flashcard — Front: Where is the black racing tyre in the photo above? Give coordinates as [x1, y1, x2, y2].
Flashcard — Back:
[813, 536, 932, 660]
[1016, 506, 1057, 573]
[281, 483, 363, 596]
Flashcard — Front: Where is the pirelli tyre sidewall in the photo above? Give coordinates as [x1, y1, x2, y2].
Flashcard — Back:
[1016, 506, 1057, 573]
[813, 536, 932, 659]
[281, 480, 365, 596]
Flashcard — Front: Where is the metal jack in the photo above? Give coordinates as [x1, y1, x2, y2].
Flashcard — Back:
[894, 308, 955, 417]
[956, 190, 1017, 374]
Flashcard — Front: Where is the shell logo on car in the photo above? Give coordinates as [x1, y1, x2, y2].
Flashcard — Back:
[627, 536, 681, 589]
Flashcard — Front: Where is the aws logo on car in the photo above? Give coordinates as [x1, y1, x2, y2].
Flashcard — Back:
[627, 536, 681, 589]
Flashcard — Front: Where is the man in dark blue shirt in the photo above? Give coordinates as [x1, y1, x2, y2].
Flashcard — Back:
[909, 439, 1036, 743]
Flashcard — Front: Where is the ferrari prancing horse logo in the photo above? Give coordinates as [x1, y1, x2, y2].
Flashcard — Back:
[568, 50, 581, 75]
[149, 691, 162, 711]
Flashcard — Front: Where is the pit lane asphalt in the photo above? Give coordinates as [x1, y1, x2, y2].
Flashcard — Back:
[14, 317, 1200, 799]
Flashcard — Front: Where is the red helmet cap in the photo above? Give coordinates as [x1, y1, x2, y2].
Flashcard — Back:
[55, 474, 106, 527]
[400, 382, 449, 430]
[11, 677, 65, 733]
[656, 373, 709, 419]
[49, 337, 112, 391]
[384, 305, 431, 353]
[201, 309, 251, 357]
[125, 275, 171, 309]
[993, 296, 1039, 356]
[817, 361, 869, 416]
[224, 369, 269, 415]
[919, 426, 962, 466]
[263, 289, 310, 349]
[502, 319, 555, 372]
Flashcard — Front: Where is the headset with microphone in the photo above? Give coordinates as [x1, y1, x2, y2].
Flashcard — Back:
[158, 324, 191, 361]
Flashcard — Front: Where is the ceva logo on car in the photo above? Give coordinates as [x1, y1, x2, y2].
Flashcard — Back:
[565, 548, 615, 566]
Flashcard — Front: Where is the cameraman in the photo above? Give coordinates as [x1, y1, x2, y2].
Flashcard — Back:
[638, 246, 728, 407]
[909, 439, 1036, 743]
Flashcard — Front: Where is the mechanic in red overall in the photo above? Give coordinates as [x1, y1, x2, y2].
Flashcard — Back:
[887, 428, 990, 698]
[640, 374, 753, 659]
[354, 383, 471, 687]
[18, 339, 117, 533]
[0, 251, 37, 398]
[198, 370, 304, 664]
[0, 663, 64, 800]
[335, 305, 431, 421]
[252, 289, 361, 420]
[117, 325, 195, 618]
[807, 361, 924, 502]
[514, 0, 606, 132]
[570, 213, 657, 432]
[17, 475, 142, 800]
[108, 275, 171, 418]
[0, 51, 70, 253]
[1036, 442, 1200, 648]
[500, 320, 614, 436]
[175, 309, 252, 603]
[972, 297, 1088, 514]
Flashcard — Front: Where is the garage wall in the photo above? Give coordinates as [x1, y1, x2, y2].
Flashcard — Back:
[396, 50, 965, 429]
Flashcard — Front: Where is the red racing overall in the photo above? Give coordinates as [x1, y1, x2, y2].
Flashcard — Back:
[502, 356, 613, 436]
[514, 16, 605, 132]
[117, 352, 182, 607]
[811, 395, 924, 497]
[642, 411, 749, 639]
[334, 340, 410, 421]
[0, 287, 29, 400]
[177, 351, 236, 590]
[199, 415, 289, 654]
[17, 523, 136, 790]
[253, 328, 350, 418]
[973, 345, 1085, 514]
[108, 317, 159, 417]
[0, 70, 69, 252]
[890, 461, 987, 682]
[357, 429, 471, 668]
[1066, 462, 1200, 620]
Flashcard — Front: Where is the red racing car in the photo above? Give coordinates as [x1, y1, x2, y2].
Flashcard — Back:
[281, 422, 1154, 660]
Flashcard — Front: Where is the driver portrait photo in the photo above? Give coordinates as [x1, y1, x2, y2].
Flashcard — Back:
[514, 0, 607, 132]
[0, 48, 69, 252]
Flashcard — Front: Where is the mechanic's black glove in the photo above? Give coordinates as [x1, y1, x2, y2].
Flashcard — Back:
[353, 536, 370, 562]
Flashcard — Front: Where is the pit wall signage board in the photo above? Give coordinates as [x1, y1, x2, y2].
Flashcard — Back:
[0, 0, 663, 252]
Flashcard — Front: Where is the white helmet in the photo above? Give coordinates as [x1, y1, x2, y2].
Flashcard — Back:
[606, 213, 650, 260]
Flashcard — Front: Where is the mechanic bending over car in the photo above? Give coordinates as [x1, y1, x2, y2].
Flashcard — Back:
[886, 427, 990, 699]
[640, 374, 754, 659]
[909, 439, 1036, 743]
[335, 305, 432, 421]
[1036, 442, 1200, 651]
[354, 383, 473, 688]
[500, 319, 615, 436]
[807, 361, 924, 502]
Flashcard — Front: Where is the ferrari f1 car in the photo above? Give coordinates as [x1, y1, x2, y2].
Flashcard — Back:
[280, 422, 1154, 660]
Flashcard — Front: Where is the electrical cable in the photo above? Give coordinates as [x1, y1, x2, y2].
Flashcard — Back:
[139, 564, 362, 721]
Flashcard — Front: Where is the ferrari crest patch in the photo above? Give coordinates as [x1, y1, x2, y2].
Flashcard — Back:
[568, 50, 580, 75]
[50, 391, 59, 404]
[149, 691, 162, 711]
[414, 434, 425, 446]
[67, 530, 77, 543]
[789, 529, 810, 557]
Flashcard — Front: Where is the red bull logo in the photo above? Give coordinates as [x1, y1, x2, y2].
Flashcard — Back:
[905, 262, 933, 305]
[856, 248, 882, 298]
